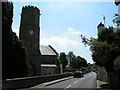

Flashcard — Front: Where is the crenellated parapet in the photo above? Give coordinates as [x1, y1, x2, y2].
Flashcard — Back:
[22, 5, 40, 15]
[20, 5, 40, 27]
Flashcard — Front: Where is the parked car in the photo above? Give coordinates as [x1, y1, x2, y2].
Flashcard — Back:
[73, 71, 84, 78]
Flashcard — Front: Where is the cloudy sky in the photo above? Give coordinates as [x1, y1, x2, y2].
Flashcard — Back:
[10, 0, 118, 63]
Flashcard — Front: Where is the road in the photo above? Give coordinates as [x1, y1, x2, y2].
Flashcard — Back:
[42, 72, 96, 90]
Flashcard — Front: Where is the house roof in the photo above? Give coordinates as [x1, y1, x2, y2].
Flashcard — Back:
[40, 45, 59, 56]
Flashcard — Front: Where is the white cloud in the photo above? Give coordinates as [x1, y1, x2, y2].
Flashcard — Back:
[41, 36, 81, 50]
[41, 27, 93, 63]
[60, 27, 82, 40]
[68, 27, 81, 35]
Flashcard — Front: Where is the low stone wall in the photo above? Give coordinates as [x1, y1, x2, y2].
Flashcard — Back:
[97, 66, 107, 82]
[2, 74, 72, 89]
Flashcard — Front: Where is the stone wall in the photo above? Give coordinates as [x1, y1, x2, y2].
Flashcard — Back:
[2, 74, 72, 89]
[97, 66, 107, 82]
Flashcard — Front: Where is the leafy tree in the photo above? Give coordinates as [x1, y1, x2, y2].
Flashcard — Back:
[72, 56, 88, 69]
[114, 55, 120, 71]
[81, 27, 120, 72]
[91, 41, 119, 71]
[67, 51, 76, 67]
[113, 14, 120, 28]
[2, 2, 30, 79]
[80, 56, 88, 67]
[98, 27, 115, 44]
[114, 30, 120, 47]
[59, 52, 68, 72]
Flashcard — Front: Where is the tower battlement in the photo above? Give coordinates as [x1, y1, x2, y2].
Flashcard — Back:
[22, 5, 40, 14]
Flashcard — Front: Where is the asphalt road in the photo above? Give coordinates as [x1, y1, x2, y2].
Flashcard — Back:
[42, 72, 96, 90]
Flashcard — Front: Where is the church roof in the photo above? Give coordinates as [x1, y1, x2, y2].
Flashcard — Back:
[40, 45, 59, 56]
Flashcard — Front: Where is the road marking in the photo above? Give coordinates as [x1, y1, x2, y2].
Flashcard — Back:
[64, 85, 71, 90]
[74, 80, 79, 84]
[66, 85, 71, 88]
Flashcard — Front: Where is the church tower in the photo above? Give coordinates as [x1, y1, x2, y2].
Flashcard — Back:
[19, 5, 41, 76]
[19, 5, 60, 76]
[19, 5, 40, 54]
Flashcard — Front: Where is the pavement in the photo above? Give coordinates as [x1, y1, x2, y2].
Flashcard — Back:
[97, 80, 109, 89]
[31, 76, 73, 88]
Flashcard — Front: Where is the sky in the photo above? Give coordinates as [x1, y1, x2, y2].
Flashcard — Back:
[9, 0, 118, 64]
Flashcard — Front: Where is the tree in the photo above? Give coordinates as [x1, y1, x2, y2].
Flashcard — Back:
[91, 41, 119, 72]
[81, 27, 120, 72]
[2, 2, 30, 79]
[98, 27, 115, 44]
[67, 51, 76, 67]
[59, 52, 68, 72]
[114, 55, 120, 71]
[72, 56, 88, 69]
[113, 14, 120, 28]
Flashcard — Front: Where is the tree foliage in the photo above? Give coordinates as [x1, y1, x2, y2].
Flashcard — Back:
[113, 13, 120, 28]
[72, 56, 88, 69]
[59, 51, 88, 71]
[98, 27, 115, 44]
[2, 2, 30, 79]
[67, 51, 76, 67]
[81, 27, 120, 72]
[59, 52, 68, 71]
[114, 55, 120, 71]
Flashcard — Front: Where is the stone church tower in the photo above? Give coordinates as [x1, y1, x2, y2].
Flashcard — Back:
[19, 5, 40, 54]
[19, 5, 41, 76]
[19, 5, 60, 76]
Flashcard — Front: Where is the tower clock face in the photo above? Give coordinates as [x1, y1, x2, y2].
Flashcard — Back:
[29, 30, 34, 35]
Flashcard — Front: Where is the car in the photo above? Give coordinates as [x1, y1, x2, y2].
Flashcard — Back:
[73, 71, 84, 78]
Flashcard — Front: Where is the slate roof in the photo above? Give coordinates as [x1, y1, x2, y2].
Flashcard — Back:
[40, 45, 59, 56]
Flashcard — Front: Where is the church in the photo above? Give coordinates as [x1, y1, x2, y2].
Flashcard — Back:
[19, 5, 60, 76]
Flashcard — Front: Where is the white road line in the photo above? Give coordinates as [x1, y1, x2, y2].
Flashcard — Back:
[74, 80, 79, 84]
[64, 85, 71, 90]
[66, 85, 71, 88]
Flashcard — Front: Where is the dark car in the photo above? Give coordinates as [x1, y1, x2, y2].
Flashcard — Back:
[73, 71, 84, 78]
